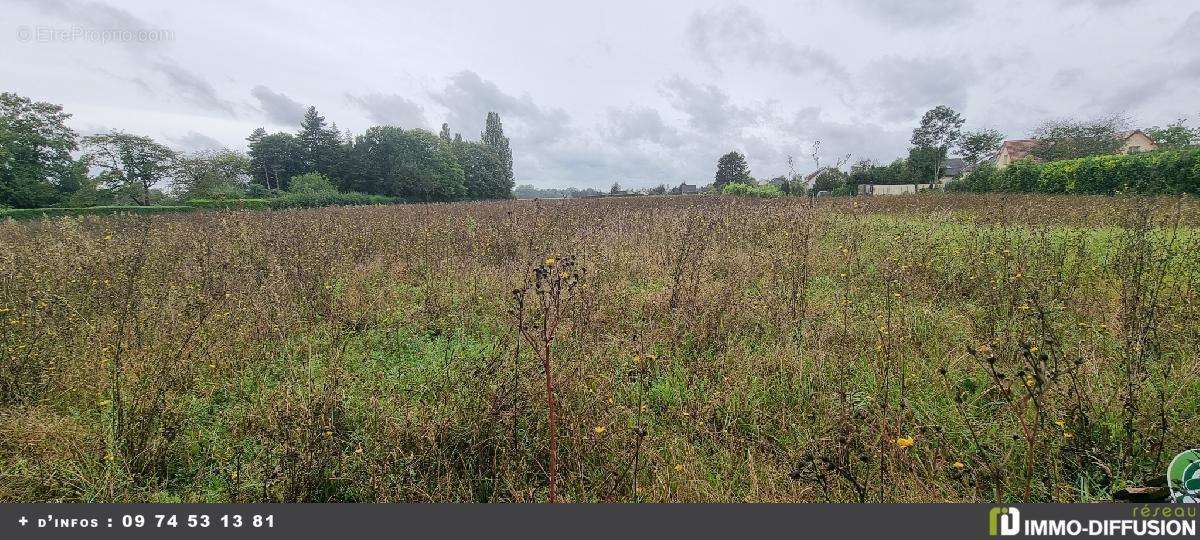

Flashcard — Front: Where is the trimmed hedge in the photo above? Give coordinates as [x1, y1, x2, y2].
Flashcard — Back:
[266, 192, 398, 209]
[186, 198, 272, 210]
[950, 148, 1200, 195]
[0, 206, 196, 220]
[722, 182, 782, 198]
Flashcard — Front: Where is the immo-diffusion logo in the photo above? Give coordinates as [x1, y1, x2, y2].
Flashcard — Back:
[1169, 449, 1200, 503]
[989, 507, 1021, 536]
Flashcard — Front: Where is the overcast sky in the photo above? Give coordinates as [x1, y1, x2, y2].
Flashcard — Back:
[4, 0, 1199, 188]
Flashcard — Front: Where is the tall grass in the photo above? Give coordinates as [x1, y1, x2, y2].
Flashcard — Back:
[0, 194, 1197, 502]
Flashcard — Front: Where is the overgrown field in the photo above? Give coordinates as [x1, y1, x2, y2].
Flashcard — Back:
[2, 194, 1198, 502]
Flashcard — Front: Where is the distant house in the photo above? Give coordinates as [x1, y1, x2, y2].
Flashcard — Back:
[857, 183, 936, 196]
[678, 182, 698, 195]
[995, 139, 1040, 168]
[995, 130, 1158, 168]
[802, 166, 839, 190]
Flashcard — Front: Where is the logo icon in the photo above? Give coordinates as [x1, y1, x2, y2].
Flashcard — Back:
[989, 507, 1021, 536]
[1168, 449, 1200, 503]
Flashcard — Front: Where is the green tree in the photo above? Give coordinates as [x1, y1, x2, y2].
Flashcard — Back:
[0, 92, 82, 208]
[1029, 115, 1129, 161]
[481, 112, 513, 185]
[714, 151, 752, 188]
[1146, 118, 1198, 149]
[458, 142, 511, 199]
[82, 132, 176, 205]
[958, 129, 1004, 166]
[172, 149, 250, 200]
[247, 128, 303, 190]
[439, 123, 453, 142]
[348, 126, 464, 201]
[297, 106, 344, 179]
[910, 105, 964, 181]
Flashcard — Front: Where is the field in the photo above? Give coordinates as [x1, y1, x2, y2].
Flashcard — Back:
[2, 194, 1198, 503]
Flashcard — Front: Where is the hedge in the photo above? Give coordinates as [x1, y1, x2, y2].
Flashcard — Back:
[187, 198, 272, 210]
[266, 192, 398, 209]
[950, 147, 1200, 195]
[0, 206, 196, 220]
[722, 182, 782, 198]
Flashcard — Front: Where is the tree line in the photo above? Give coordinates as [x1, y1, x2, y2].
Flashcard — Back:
[710, 105, 1198, 197]
[0, 91, 515, 209]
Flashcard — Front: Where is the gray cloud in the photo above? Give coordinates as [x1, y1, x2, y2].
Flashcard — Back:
[660, 76, 761, 135]
[685, 5, 847, 81]
[789, 107, 908, 165]
[250, 85, 306, 126]
[1169, 11, 1200, 49]
[865, 56, 977, 122]
[345, 93, 428, 128]
[153, 61, 234, 115]
[848, 0, 975, 28]
[603, 107, 682, 148]
[1051, 68, 1084, 89]
[1096, 57, 1200, 112]
[431, 70, 569, 144]
[19, 0, 235, 116]
[169, 131, 225, 152]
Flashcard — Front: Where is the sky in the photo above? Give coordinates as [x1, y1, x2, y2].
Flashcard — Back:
[3, 0, 1199, 189]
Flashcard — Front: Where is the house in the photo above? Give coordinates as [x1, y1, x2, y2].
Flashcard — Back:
[802, 166, 839, 190]
[857, 183, 936, 196]
[995, 130, 1159, 168]
[678, 182, 698, 195]
[1116, 130, 1158, 154]
[995, 139, 1039, 168]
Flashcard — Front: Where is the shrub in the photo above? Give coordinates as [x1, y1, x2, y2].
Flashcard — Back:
[288, 172, 338, 194]
[722, 182, 781, 198]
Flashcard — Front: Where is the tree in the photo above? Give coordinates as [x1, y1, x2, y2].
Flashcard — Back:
[439, 123, 453, 142]
[610, 182, 623, 194]
[1146, 118, 1199, 149]
[172, 149, 250, 200]
[348, 126, 465, 201]
[481, 112, 513, 184]
[459, 142, 511, 199]
[910, 105, 964, 181]
[1029, 115, 1129, 161]
[247, 129, 303, 190]
[0, 92, 82, 208]
[957, 129, 1004, 166]
[82, 132, 176, 205]
[297, 106, 344, 179]
[714, 151, 752, 188]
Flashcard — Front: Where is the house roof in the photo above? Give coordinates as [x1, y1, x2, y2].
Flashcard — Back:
[942, 157, 965, 176]
[1000, 139, 1039, 160]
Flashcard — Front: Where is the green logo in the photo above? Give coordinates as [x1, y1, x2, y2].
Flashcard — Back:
[989, 507, 1020, 536]
[1168, 449, 1200, 503]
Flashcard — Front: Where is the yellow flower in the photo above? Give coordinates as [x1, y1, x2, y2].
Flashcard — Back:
[1055, 419, 1065, 428]
[593, 426, 606, 435]
[323, 430, 333, 437]
[98, 399, 111, 406]
[1063, 431, 1074, 440]
[1029, 345, 1039, 353]
[355, 447, 363, 454]
[544, 257, 556, 266]
[952, 461, 965, 469]
[674, 464, 684, 471]
[895, 436, 914, 448]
